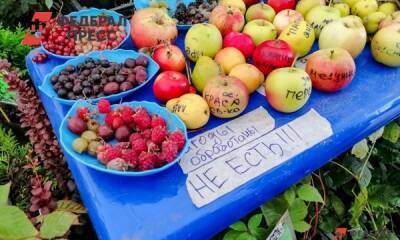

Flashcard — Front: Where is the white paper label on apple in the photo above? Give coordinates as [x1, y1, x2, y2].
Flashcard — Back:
[179, 107, 275, 174]
[183, 109, 333, 207]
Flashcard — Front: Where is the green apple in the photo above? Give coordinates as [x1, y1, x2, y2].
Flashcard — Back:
[192, 56, 224, 92]
[378, 2, 397, 15]
[295, 0, 326, 17]
[342, 0, 359, 7]
[185, 23, 223, 62]
[220, 0, 246, 14]
[319, 15, 367, 58]
[265, 67, 312, 113]
[351, 0, 378, 19]
[363, 11, 386, 34]
[278, 20, 315, 57]
[245, 3, 276, 22]
[305, 6, 341, 38]
[371, 24, 400, 67]
[334, 3, 350, 17]
[242, 19, 277, 45]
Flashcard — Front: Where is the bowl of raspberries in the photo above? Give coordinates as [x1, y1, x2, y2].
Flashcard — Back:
[59, 99, 189, 176]
[39, 49, 159, 106]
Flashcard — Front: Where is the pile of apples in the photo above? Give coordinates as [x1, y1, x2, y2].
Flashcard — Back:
[130, 0, 400, 130]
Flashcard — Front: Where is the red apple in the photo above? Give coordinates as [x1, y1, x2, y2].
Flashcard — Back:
[243, 0, 260, 7]
[223, 32, 255, 59]
[268, 0, 296, 13]
[305, 48, 356, 92]
[209, 5, 245, 36]
[252, 40, 295, 76]
[152, 44, 186, 72]
[153, 71, 190, 102]
[131, 8, 178, 49]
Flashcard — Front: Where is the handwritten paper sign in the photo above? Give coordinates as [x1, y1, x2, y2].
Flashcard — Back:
[266, 211, 296, 240]
[256, 55, 311, 96]
[181, 109, 332, 207]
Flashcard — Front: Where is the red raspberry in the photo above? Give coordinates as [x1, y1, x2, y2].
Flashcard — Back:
[76, 106, 89, 120]
[169, 130, 186, 150]
[121, 106, 135, 124]
[151, 115, 166, 128]
[97, 144, 112, 153]
[104, 112, 117, 126]
[131, 138, 147, 154]
[112, 116, 124, 129]
[129, 133, 142, 144]
[115, 142, 130, 150]
[98, 99, 111, 113]
[159, 141, 178, 163]
[151, 126, 167, 144]
[147, 140, 160, 153]
[121, 150, 138, 167]
[133, 107, 151, 130]
[138, 152, 157, 171]
[141, 129, 152, 140]
[100, 147, 122, 164]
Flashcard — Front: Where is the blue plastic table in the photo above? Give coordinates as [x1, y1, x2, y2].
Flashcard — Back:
[26, 32, 400, 239]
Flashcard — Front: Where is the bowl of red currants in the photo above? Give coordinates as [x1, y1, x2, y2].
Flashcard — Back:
[39, 49, 159, 106]
[59, 99, 190, 176]
[40, 8, 130, 59]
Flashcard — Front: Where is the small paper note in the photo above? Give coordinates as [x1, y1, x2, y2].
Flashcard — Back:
[183, 109, 333, 207]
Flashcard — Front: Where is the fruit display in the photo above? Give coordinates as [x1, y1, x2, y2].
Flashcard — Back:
[273, 9, 304, 34]
[40, 10, 128, 57]
[65, 99, 188, 173]
[173, 1, 218, 25]
[49, 56, 149, 100]
[209, 5, 245, 36]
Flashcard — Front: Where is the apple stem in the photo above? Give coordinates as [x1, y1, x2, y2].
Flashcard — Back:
[330, 49, 335, 59]
[328, 0, 333, 6]
[291, 55, 299, 67]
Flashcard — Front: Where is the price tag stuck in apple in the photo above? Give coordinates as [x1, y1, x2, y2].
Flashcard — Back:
[182, 109, 333, 207]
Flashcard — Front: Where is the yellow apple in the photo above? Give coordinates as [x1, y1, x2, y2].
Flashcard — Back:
[363, 11, 386, 34]
[214, 47, 246, 74]
[319, 16, 367, 58]
[192, 56, 224, 93]
[342, 0, 359, 7]
[334, 3, 350, 17]
[351, 0, 378, 19]
[378, 2, 397, 15]
[278, 20, 315, 57]
[245, 3, 276, 22]
[229, 63, 264, 93]
[242, 19, 277, 45]
[305, 6, 341, 38]
[371, 24, 400, 67]
[220, 0, 246, 14]
[166, 94, 210, 129]
[265, 67, 312, 113]
[295, 0, 326, 17]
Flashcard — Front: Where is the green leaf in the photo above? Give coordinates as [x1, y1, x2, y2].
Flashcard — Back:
[251, 227, 268, 240]
[330, 194, 345, 217]
[248, 214, 262, 232]
[40, 211, 77, 239]
[223, 230, 242, 240]
[351, 139, 369, 159]
[289, 199, 308, 222]
[369, 127, 384, 143]
[297, 184, 324, 203]
[318, 214, 340, 232]
[57, 200, 86, 214]
[358, 167, 372, 188]
[237, 232, 257, 240]
[293, 220, 311, 233]
[261, 197, 288, 226]
[0, 182, 10, 205]
[0, 206, 37, 240]
[45, 0, 53, 9]
[383, 122, 400, 143]
[283, 187, 296, 205]
[349, 188, 368, 227]
[230, 221, 247, 232]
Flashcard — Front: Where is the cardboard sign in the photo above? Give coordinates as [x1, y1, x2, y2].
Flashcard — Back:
[266, 211, 297, 240]
[181, 109, 332, 207]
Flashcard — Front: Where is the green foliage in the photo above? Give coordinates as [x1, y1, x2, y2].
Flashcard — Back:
[0, 80, 14, 102]
[224, 214, 267, 240]
[0, 0, 46, 29]
[0, 182, 10, 205]
[0, 183, 84, 240]
[0, 25, 31, 75]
